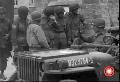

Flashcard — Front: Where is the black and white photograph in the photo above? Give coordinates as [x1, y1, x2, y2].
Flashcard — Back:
[0, 0, 119, 81]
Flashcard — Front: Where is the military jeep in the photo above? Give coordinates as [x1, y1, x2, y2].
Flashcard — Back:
[10, 48, 115, 82]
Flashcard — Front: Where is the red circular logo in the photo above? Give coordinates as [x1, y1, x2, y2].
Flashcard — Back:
[104, 66, 115, 77]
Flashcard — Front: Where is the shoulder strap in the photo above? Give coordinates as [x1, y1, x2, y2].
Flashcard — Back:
[32, 31, 41, 46]
[33, 31, 39, 42]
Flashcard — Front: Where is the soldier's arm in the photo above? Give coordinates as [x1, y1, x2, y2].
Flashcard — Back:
[79, 14, 85, 24]
[35, 26, 50, 49]
[81, 32, 104, 43]
[49, 18, 58, 32]
[79, 33, 95, 43]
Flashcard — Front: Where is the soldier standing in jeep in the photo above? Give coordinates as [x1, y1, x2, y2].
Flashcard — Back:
[65, 3, 85, 46]
[27, 11, 50, 50]
[41, 6, 55, 48]
[53, 6, 67, 49]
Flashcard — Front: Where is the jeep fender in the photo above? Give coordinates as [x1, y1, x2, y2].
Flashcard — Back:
[89, 51, 114, 65]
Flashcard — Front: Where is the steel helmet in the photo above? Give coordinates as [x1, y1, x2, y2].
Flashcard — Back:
[43, 6, 54, 16]
[31, 11, 41, 21]
[54, 6, 65, 15]
[69, 3, 80, 12]
[18, 6, 29, 15]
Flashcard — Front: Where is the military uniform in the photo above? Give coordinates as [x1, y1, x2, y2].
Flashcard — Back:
[72, 18, 106, 45]
[12, 6, 30, 51]
[72, 18, 108, 52]
[0, 7, 12, 79]
[65, 4, 85, 46]
[92, 18, 108, 52]
[27, 11, 50, 51]
[53, 6, 67, 49]
[92, 18, 106, 44]
[72, 19, 96, 45]
[41, 7, 55, 48]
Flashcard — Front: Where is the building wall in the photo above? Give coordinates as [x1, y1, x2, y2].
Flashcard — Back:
[14, 0, 29, 8]
[82, 0, 119, 27]
[14, 0, 36, 14]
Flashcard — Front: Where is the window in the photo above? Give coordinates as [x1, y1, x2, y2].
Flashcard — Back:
[14, 0, 18, 5]
[29, 0, 35, 7]
[31, 0, 34, 3]
[14, 0, 19, 8]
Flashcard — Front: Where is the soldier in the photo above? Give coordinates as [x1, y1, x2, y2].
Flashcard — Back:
[92, 18, 106, 45]
[72, 19, 96, 45]
[91, 18, 108, 52]
[27, 11, 50, 51]
[0, 7, 12, 79]
[65, 3, 85, 46]
[73, 19, 106, 45]
[12, 6, 30, 52]
[72, 18, 107, 52]
[41, 6, 55, 48]
[72, 19, 106, 46]
[53, 6, 67, 49]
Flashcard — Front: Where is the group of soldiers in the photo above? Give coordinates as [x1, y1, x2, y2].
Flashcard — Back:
[0, 3, 118, 80]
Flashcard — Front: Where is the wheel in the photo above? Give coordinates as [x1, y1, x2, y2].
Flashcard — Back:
[103, 35, 114, 45]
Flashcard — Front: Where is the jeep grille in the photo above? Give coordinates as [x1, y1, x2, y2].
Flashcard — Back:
[14, 55, 40, 81]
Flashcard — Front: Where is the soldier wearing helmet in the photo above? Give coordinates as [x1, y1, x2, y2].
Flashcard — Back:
[92, 18, 106, 45]
[72, 19, 106, 45]
[43, 6, 54, 17]
[40, 6, 55, 48]
[72, 18, 107, 52]
[27, 11, 50, 50]
[69, 3, 80, 15]
[0, 7, 12, 80]
[12, 6, 30, 51]
[91, 18, 111, 52]
[65, 3, 85, 46]
[53, 6, 67, 49]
